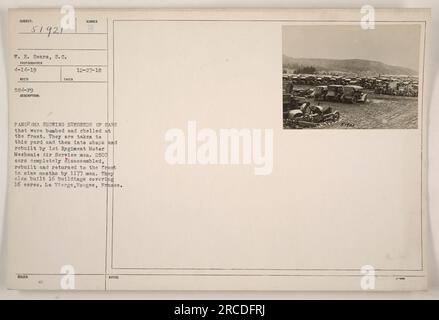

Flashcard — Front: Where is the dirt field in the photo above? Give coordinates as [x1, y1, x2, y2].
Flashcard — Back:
[284, 86, 419, 129]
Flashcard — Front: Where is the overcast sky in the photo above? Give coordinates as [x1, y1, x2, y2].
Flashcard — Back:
[282, 24, 421, 72]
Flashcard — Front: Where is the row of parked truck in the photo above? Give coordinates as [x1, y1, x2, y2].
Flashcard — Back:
[282, 73, 419, 97]
[283, 82, 368, 107]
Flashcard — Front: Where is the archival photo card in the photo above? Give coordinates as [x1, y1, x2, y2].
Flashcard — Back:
[7, 8, 429, 291]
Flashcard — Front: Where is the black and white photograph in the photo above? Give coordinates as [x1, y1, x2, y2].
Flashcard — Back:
[282, 24, 421, 129]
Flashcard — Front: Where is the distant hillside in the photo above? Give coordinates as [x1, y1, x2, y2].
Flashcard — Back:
[282, 56, 417, 76]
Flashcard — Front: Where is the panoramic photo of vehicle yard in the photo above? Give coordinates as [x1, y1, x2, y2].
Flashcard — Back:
[282, 25, 421, 129]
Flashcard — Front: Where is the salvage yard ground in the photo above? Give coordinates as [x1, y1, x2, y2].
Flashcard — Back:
[284, 86, 419, 129]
